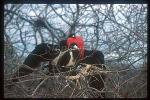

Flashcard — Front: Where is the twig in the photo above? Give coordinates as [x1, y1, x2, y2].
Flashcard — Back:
[31, 76, 50, 96]
[5, 77, 44, 87]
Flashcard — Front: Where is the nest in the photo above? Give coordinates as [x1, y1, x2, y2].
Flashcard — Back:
[4, 63, 106, 98]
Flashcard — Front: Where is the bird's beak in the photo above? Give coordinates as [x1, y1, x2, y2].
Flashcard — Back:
[73, 45, 79, 49]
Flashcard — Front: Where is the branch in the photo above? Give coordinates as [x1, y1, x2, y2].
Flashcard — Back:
[31, 76, 50, 96]
[4, 9, 34, 25]
[66, 64, 106, 80]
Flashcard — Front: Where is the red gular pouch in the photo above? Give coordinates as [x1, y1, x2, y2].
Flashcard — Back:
[66, 35, 85, 59]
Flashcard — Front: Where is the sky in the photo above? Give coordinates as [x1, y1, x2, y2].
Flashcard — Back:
[4, 4, 147, 68]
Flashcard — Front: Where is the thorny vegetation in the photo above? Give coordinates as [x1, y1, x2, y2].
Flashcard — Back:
[4, 4, 147, 98]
